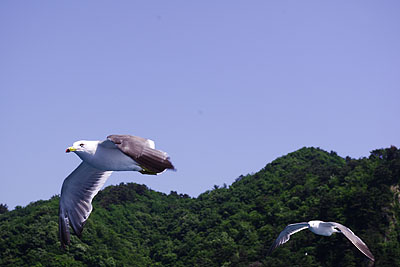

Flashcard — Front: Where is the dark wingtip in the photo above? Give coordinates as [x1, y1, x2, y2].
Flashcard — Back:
[74, 224, 85, 239]
[266, 245, 275, 256]
[71, 218, 86, 239]
[60, 241, 67, 250]
[367, 251, 375, 262]
[168, 162, 177, 171]
[59, 216, 70, 249]
[165, 157, 176, 171]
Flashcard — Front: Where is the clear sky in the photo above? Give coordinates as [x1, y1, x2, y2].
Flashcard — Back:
[1, 1, 399, 210]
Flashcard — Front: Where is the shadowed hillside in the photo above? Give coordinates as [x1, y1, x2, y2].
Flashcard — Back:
[1, 146, 399, 266]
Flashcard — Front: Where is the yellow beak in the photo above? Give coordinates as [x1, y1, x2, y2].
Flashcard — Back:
[65, 147, 76, 153]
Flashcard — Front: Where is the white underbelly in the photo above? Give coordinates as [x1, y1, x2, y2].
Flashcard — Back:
[310, 226, 334, 236]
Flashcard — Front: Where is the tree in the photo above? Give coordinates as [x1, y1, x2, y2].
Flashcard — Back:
[0, 203, 8, 214]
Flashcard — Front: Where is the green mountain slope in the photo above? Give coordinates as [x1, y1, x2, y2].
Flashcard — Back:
[0, 146, 399, 266]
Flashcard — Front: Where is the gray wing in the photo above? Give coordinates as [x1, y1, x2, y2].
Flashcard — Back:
[59, 162, 112, 248]
[325, 222, 375, 261]
[107, 134, 175, 174]
[267, 222, 310, 255]
[325, 222, 375, 262]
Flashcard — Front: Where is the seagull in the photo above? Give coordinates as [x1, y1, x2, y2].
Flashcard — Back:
[267, 220, 375, 262]
[59, 134, 175, 248]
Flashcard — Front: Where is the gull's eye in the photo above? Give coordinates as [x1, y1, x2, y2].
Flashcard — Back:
[79, 143, 84, 147]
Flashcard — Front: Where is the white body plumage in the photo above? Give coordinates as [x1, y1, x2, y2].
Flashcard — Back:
[308, 220, 339, 236]
[72, 140, 142, 171]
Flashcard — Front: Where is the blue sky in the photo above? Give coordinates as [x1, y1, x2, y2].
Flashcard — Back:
[1, 1, 399, 209]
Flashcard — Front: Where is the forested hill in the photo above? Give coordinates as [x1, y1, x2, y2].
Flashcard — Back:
[0, 147, 399, 266]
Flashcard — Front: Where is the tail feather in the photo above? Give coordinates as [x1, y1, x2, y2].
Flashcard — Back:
[136, 146, 175, 173]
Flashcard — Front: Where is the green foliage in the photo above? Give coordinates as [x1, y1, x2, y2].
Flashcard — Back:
[0, 203, 8, 214]
[0, 146, 399, 266]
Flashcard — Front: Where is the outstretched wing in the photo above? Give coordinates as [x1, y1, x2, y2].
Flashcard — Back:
[326, 222, 375, 262]
[267, 222, 309, 255]
[59, 162, 112, 248]
[107, 134, 175, 174]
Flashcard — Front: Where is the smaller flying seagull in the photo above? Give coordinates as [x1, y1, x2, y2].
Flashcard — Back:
[59, 134, 175, 248]
[267, 220, 374, 262]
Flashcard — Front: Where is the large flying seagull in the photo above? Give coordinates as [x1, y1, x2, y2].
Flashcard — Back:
[59, 134, 175, 248]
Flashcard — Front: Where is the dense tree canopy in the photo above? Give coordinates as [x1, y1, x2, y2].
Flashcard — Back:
[0, 203, 8, 214]
[0, 146, 399, 266]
